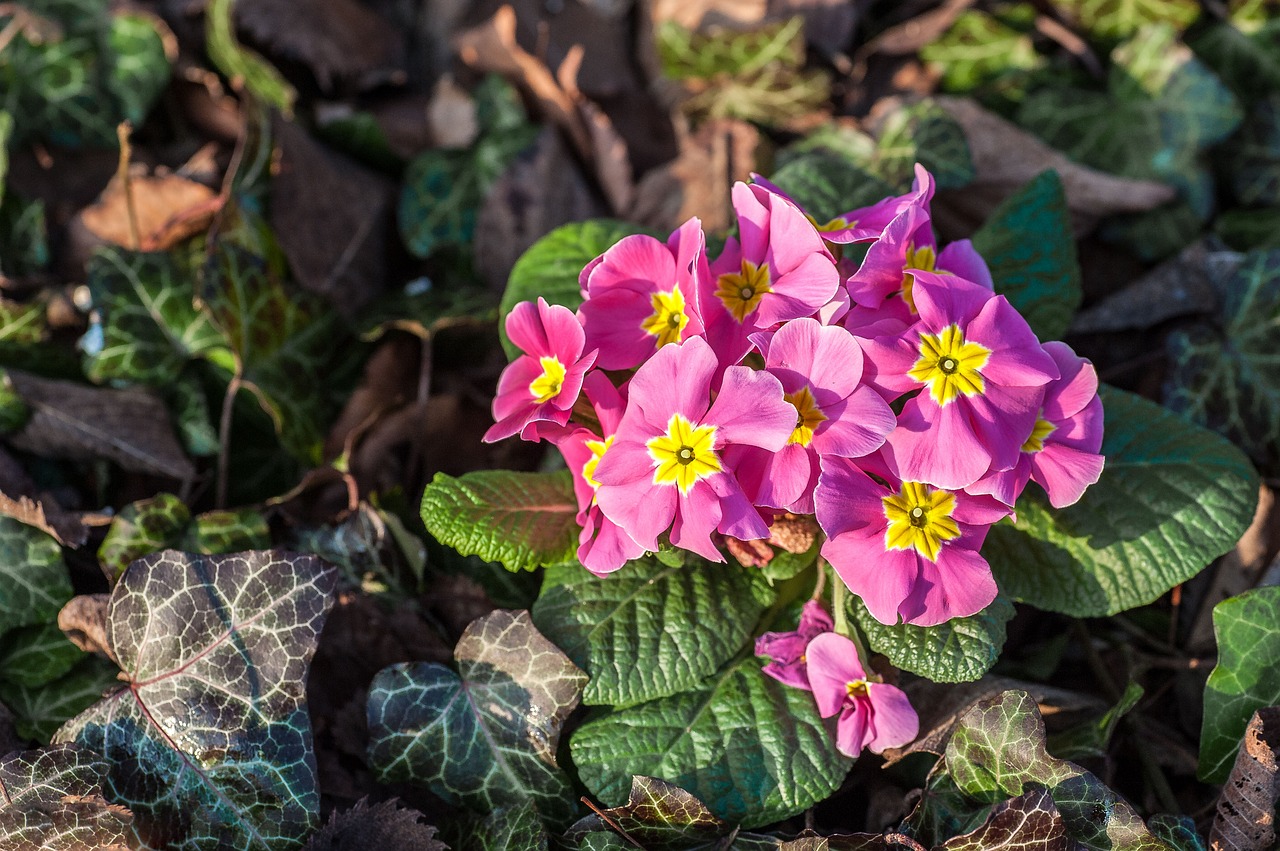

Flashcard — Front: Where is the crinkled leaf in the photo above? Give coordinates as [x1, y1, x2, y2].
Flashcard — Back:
[1148, 814, 1206, 851]
[0, 516, 72, 637]
[944, 690, 1166, 850]
[984, 385, 1259, 617]
[921, 8, 1045, 102]
[421, 470, 579, 573]
[851, 596, 1013, 684]
[533, 558, 775, 707]
[205, 0, 295, 115]
[55, 550, 337, 851]
[571, 659, 852, 829]
[500, 219, 661, 360]
[1, 655, 119, 743]
[0, 744, 132, 850]
[367, 610, 587, 828]
[873, 100, 975, 191]
[0, 622, 84, 688]
[1199, 586, 1280, 782]
[971, 170, 1082, 341]
[1071, 0, 1197, 40]
[302, 798, 444, 851]
[940, 789, 1070, 851]
[565, 776, 728, 850]
[768, 150, 895, 227]
[97, 492, 190, 580]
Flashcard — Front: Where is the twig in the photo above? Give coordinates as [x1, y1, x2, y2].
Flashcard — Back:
[115, 123, 141, 251]
[579, 797, 643, 848]
[215, 370, 243, 509]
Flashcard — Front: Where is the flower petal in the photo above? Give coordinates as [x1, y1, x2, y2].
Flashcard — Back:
[865, 682, 919, 753]
[804, 632, 866, 717]
[898, 545, 997, 626]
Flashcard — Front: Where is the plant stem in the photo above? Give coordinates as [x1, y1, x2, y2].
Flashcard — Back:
[827, 560, 875, 674]
[216, 371, 242, 509]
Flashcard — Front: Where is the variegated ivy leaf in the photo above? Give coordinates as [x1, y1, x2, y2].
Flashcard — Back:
[366, 610, 587, 828]
[0, 516, 72, 638]
[563, 776, 729, 849]
[939, 789, 1070, 851]
[0, 744, 132, 850]
[55, 550, 337, 851]
[98, 494, 271, 579]
[0, 621, 83, 688]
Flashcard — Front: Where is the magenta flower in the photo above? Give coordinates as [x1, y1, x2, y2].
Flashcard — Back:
[805, 632, 918, 756]
[752, 163, 933, 246]
[755, 600, 834, 690]
[970, 341, 1106, 508]
[727, 318, 895, 514]
[592, 336, 796, 565]
[816, 452, 1011, 626]
[578, 217, 708, 371]
[483, 297, 597, 443]
[864, 272, 1059, 490]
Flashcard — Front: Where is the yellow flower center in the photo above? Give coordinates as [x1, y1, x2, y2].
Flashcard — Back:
[785, 386, 827, 447]
[582, 435, 614, 492]
[640, 287, 690, 349]
[882, 481, 961, 562]
[846, 679, 869, 698]
[907, 324, 991, 406]
[1022, 414, 1056, 454]
[647, 413, 721, 493]
[715, 259, 773, 323]
[529, 356, 567, 404]
[805, 212, 853, 233]
[900, 243, 949, 314]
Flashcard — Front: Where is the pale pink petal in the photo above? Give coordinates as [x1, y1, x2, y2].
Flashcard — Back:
[757, 253, 841, 326]
[858, 331, 923, 399]
[967, 457, 1033, 508]
[813, 387, 896, 459]
[505, 299, 552, 356]
[846, 205, 927, 307]
[965, 296, 1059, 387]
[886, 399, 993, 490]
[584, 233, 677, 298]
[953, 482, 1019, 526]
[911, 272, 993, 331]
[936, 240, 994, 290]
[670, 481, 725, 561]
[1051, 395, 1104, 454]
[804, 632, 866, 717]
[579, 512, 647, 576]
[965, 386, 1043, 475]
[626, 337, 718, 430]
[709, 471, 772, 540]
[746, 444, 815, 512]
[824, 537, 918, 626]
[814, 456, 889, 539]
[1031, 443, 1105, 508]
[766, 319, 864, 400]
[898, 546, 997, 626]
[865, 683, 919, 753]
[579, 285, 665, 370]
[1042, 342, 1099, 421]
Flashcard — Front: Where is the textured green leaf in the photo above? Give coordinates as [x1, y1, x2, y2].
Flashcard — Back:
[874, 100, 975, 191]
[205, 0, 295, 115]
[1071, 0, 1197, 40]
[571, 659, 851, 829]
[367, 610, 587, 828]
[2, 656, 118, 743]
[0, 516, 71, 637]
[0, 622, 84, 688]
[984, 385, 1258, 617]
[181, 507, 271, 555]
[533, 558, 774, 707]
[1048, 681, 1143, 762]
[501, 219, 661, 360]
[106, 12, 172, 126]
[97, 492, 190, 579]
[851, 596, 1013, 684]
[55, 550, 337, 851]
[1199, 586, 1280, 782]
[921, 7, 1045, 101]
[940, 790, 1070, 851]
[944, 690, 1166, 850]
[0, 744, 133, 850]
[767, 150, 895, 228]
[971, 171, 1082, 341]
[445, 802, 549, 851]
[421, 470, 579, 572]
[565, 776, 729, 850]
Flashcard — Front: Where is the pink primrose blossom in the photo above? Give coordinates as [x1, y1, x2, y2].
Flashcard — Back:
[591, 336, 796, 567]
[755, 600, 834, 690]
[751, 164, 932, 246]
[484, 297, 597, 443]
[969, 341, 1106, 508]
[578, 217, 709, 371]
[805, 632, 918, 756]
[815, 451, 1011, 626]
[863, 273, 1060, 490]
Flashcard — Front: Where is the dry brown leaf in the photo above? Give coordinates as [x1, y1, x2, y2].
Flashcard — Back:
[726, 536, 774, 567]
[58, 595, 115, 664]
[0, 491, 87, 548]
[768, 513, 818, 554]
[857, 0, 974, 58]
[650, 0, 768, 29]
[1071, 241, 1229, 335]
[70, 168, 220, 258]
[630, 116, 758, 233]
[1211, 706, 1280, 851]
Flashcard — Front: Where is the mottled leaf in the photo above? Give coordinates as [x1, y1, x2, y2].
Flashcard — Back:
[941, 789, 1069, 850]
[367, 610, 587, 828]
[565, 776, 728, 850]
[571, 659, 852, 829]
[851, 595, 1013, 684]
[984, 385, 1258, 617]
[1186, 17, 1280, 104]
[873, 99, 975, 190]
[533, 558, 775, 707]
[1149, 814, 1206, 851]
[97, 493, 190, 580]
[444, 802, 548, 851]
[1222, 94, 1280, 206]
[0, 622, 84, 688]
[921, 7, 1045, 101]
[55, 550, 337, 851]
[2, 656, 118, 743]
[0, 744, 132, 850]
[0, 516, 72, 637]
[181, 508, 271, 555]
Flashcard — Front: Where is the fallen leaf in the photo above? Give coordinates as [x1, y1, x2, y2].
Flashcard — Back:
[302, 798, 445, 851]
[69, 167, 220, 258]
[56, 595, 114, 664]
[1211, 706, 1280, 851]
[0, 491, 87, 548]
[1070, 240, 1227, 334]
[857, 0, 976, 58]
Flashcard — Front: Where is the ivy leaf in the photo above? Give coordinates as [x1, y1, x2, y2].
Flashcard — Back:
[565, 776, 728, 850]
[0, 744, 133, 850]
[1, 656, 119, 743]
[571, 659, 852, 829]
[1048, 681, 1144, 762]
[1199, 586, 1280, 782]
[943, 690, 1166, 850]
[921, 7, 1045, 103]
[0, 516, 72, 637]
[1147, 814, 1206, 851]
[0, 622, 84, 688]
[180, 507, 271, 555]
[444, 802, 549, 851]
[939, 789, 1070, 851]
[850, 596, 1013, 684]
[421, 470, 579, 573]
[97, 493, 191, 580]
[532, 558, 775, 707]
[366, 610, 587, 829]
[873, 100, 975, 191]
[1071, 0, 1198, 41]
[55, 550, 337, 851]
[983, 385, 1258, 617]
[971, 171, 1082, 341]
[1186, 17, 1280, 104]
[500, 220, 661, 360]
[106, 12, 173, 127]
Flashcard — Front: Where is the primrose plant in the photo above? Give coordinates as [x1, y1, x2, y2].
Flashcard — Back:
[480, 165, 1104, 759]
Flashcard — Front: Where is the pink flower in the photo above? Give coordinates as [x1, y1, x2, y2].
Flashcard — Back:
[816, 451, 1011, 626]
[805, 632, 918, 756]
[751, 164, 931, 246]
[483, 297, 597, 443]
[864, 273, 1060, 490]
[578, 218, 709, 371]
[969, 341, 1106, 508]
[592, 336, 796, 566]
[755, 600, 834, 690]
[727, 318, 895, 514]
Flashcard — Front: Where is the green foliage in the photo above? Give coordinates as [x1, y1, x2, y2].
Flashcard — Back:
[0, 622, 83, 689]
[446, 802, 549, 851]
[570, 659, 851, 829]
[1221, 93, 1280, 205]
[420, 470, 579, 572]
[0, 194, 50, 278]
[533, 558, 775, 707]
[766, 151, 895, 229]
[850, 596, 1013, 684]
[1071, 0, 1198, 40]
[1185, 16, 1280, 103]
[971, 170, 1082, 341]
[55, 550, 336, 851]
[1199, 586, 1280, 782]
[0, 745, 133, 849]
[205, 0, 296, 116]
[921, 6, 1045, 104]
[1048, 681, 1144, 761]
[97, 492, 191, 579]
[178, 507, 270, 554]
[366, 610, 587, 829]
[1216, 207, 1280, 250]
[0, 517, 72, 637]
[564, 776, 729, 849]
[983, 385, 1259, 617]
[939, 790, 1071, 851]
[2, 656, 119, 743]
[0, 368, 30, 433]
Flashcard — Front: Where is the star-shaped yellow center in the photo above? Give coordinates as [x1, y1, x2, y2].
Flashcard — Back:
[785, 386, 827, 447]
[714, 259, 773, 323]
[529, 356, 566, 404]
[647, 413, 721, 493]
[640, 287, 690, 349]
[882, 481, 961, 562]
[1022, 414, 1056, 454]
[907, 324, 991, 406]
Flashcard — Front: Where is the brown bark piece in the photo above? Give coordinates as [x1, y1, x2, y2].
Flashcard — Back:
[1212, 706, 1280, 851]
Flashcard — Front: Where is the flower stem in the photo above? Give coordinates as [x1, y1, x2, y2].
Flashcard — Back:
[827, 559, 877, 678]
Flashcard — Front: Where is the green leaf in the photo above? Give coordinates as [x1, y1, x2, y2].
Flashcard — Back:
[565, 776, 729, 850]
[97, 493, 191, 580]
[0, 622, 83, 688]
[921, 7, 1045, 102]
[767, 150, 895, 228]
[1199, 586, 1280, 782]
[873, 100, 975, 191]
[533, 558, 774, 707]
[180, 507, 270, 554]
[421, 470, 579, 572]
[366, 610, 587, 828]
[105, 12, 172, 127]
[500, 219, 661, 360]
[0, 368, 29, 434]
[943, 690, 1166, 850]
[983, 385, 1259, 617]
[1216, 207, 1280, 250]
[205, 0, 295, 116]
[1221, 93, 1280, 206]
[1187, 17, 1280, 104]
[0, 194, 49, 278]
[0, 516, 71, 637]
[851, 596, 1013, 684]
[1, 656, 118, 743]
[55, 550, 337, 851]
[445, 802, 549, 851]
[0, 110, 11, 205]
[571, 659, 851, 829]
[939, 790, 1070, 851]
[1071, 0, 1197, 40]
[1147, 815, 1205, 851]
[0, 744, 133, 849]
[1047, 681, 1144, 761]
[971, 171, 1082, 341]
